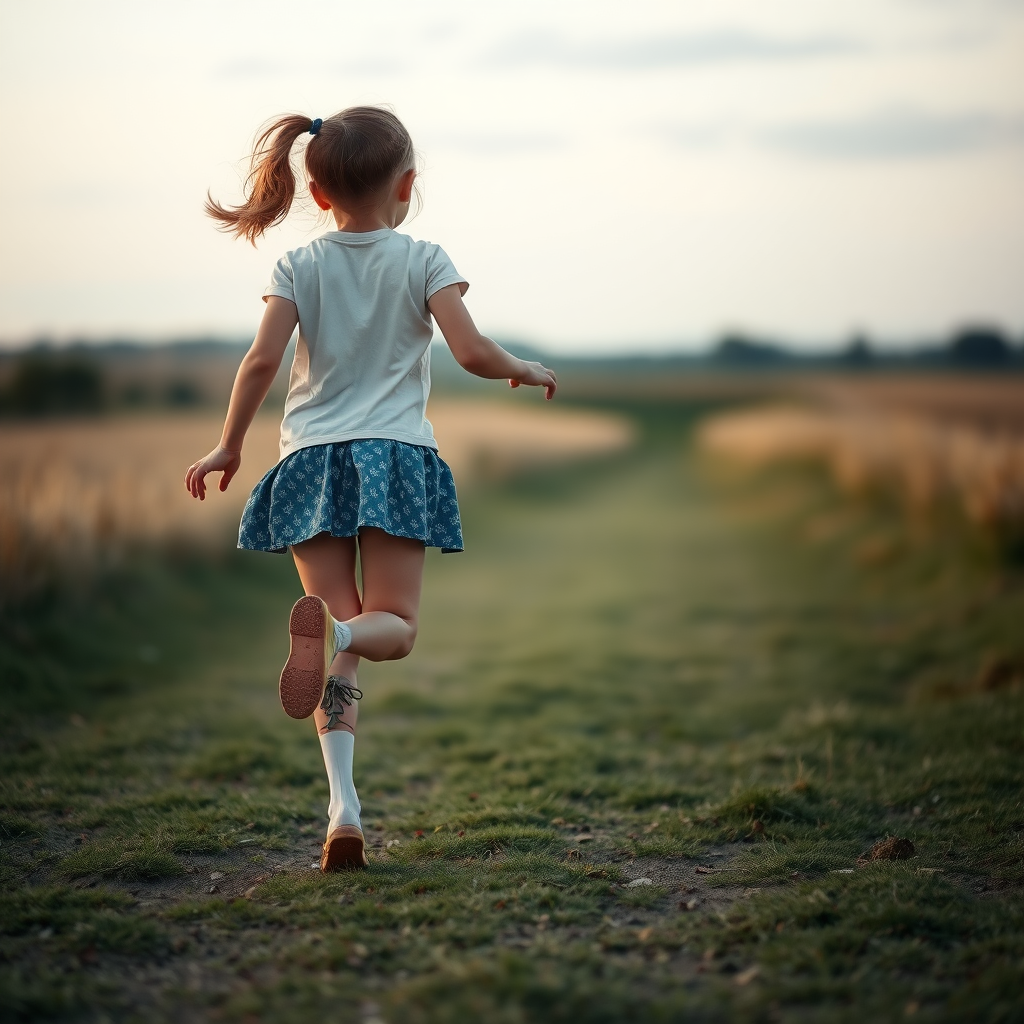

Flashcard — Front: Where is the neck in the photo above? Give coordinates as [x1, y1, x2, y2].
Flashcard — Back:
[330, 194, 406, 233]
[331, 209, 391, 232]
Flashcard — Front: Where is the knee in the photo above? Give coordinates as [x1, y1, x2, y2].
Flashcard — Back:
[387, 622, 418, 661]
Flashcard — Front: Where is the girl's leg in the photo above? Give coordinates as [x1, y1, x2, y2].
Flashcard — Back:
[290, 533, 367, 868]
[343, 527, 426, 662]
[290, 533, 362, 735]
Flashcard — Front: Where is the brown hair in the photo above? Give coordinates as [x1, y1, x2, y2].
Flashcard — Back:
[206, 107, 416, 245]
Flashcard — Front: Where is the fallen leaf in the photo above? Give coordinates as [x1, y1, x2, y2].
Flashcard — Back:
[637, 927, 653, 941]
[468, 793, 479, 801]
[494, 899, 506, 909]
[695, 866, 716, 875]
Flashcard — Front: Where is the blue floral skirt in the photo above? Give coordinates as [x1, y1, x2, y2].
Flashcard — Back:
[238, 440, 464, 554]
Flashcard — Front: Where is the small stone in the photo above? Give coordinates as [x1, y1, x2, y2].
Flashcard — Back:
[868, 836, 916, 861]
[626, 877, 653, 887]
[209, 872, 224, 880]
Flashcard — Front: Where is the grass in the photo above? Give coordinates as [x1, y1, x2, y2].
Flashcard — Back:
[1, 400, 1022, 1022]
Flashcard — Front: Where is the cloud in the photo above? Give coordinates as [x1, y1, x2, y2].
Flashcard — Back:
[484, 29, 864, 71]
[763, 108, 1024, 158]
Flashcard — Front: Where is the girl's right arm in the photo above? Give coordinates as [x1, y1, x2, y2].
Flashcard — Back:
[428, 285, 557, 400]
[184, 296, 298, 500]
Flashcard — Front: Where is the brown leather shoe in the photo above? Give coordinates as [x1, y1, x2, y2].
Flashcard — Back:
[321, 825, 368, 871]
[280, 595, 333, 719]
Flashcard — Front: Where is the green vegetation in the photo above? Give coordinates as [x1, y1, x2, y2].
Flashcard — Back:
[1, 403, 1022, 1022]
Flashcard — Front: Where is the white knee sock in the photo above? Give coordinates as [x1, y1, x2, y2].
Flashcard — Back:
[319, 729, 361, 832]
[333, 619, 352, 655]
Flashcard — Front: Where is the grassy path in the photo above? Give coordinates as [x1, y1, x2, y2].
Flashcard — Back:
[2, 408, 1023, 1023]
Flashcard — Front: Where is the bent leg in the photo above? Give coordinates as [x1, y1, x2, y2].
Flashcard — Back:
[345, 527, 425, 661]
[290, 533, 362, 734]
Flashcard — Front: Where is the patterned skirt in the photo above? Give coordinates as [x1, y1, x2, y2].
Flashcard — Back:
[238, 439, 464, 554]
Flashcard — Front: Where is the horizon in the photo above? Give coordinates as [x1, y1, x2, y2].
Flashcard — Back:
[1, 325, 1020, 362]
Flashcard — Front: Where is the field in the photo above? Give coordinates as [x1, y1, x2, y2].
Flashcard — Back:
[0, 400, 632, 606]
[1, 381, 1023, 1023]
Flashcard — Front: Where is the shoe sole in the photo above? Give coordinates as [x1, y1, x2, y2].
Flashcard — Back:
[321, 825, 368, 871]
[280, 595, 332, 719]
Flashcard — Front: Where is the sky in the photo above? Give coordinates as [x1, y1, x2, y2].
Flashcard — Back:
[0, 0, 1022, 353]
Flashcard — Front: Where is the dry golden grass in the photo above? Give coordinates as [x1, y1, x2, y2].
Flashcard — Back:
[0, 400, 633, 604]
[698, 402, 1024, 546]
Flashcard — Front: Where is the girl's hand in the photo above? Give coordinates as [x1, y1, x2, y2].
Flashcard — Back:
[185, 447, 241, 501]
[509, 361, 558, 401]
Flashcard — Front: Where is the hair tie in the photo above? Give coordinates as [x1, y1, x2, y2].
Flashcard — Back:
[309, 118, 323, 136]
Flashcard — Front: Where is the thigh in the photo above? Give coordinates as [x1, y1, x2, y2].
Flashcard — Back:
[290, 532, 362, 621]
[358, 527, 425, 621]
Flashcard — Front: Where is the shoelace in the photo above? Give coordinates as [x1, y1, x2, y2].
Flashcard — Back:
[320, 675, 363, 729]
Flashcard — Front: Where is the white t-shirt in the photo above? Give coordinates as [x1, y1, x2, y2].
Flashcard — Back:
[263, 228, 468, 460]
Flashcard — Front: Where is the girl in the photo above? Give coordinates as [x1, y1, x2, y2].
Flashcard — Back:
[184, 107, 556, 872]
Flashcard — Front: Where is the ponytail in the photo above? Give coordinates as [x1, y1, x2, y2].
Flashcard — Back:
[206, 107, 416, 245]
[205, 114, 313, 245]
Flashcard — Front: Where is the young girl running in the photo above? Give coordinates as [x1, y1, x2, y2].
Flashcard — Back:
[184, 107, 556, 872]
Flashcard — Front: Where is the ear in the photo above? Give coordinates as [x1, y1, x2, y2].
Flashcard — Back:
[396, 167, 416, 204]
[308, 180, 333, 211]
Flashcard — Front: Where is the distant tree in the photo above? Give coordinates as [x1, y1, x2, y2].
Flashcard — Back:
[948, 327, 1011, 366]
[837, 335, 874, 368]
[163, 378, 203, 407]
[712, 334, 786, 365]
[2, 352, 105, 416]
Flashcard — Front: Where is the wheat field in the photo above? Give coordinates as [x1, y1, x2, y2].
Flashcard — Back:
[699, 402, 1024, 545]
[0, 400, 633, 605]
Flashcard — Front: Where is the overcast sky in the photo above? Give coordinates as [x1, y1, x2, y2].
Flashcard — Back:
[1, 0, 1022, 352]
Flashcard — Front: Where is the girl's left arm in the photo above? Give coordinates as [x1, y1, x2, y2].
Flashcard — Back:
[185, 296, 298, 500]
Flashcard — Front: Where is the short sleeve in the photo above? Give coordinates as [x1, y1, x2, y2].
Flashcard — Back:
[424, 244, 469, 302]
[263, 255, 295, 303]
